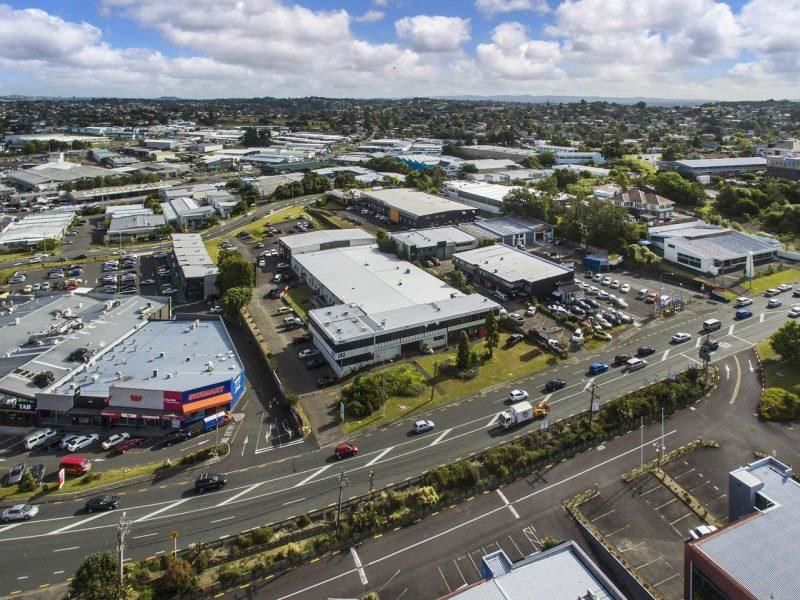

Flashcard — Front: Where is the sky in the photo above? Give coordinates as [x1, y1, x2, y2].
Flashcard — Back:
[0, 0, 798, 101]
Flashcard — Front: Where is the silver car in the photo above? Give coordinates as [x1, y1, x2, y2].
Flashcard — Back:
[1, 503, 38, 522]
[6, 463, 26, 486]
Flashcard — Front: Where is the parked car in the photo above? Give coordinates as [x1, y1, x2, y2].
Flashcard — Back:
[507, 313, 525, 325]
[334, 443, 358, 459]
[767, 299, 782, 308]
[671, 332, 692, 344]
[67, 434, 99, 452]
[544, 378, 566, 392]
[101, 432, 130, 450]
[763, 288, 780, 297]
[506, 333, 524, 346]
[114, 437, 144, 454]
[298, 348, 320, 360]
[305, 358, 325, 370]
[601, 276, 612, 286]
[59, 433, 82, 449]
[29, 464, 45, 484]
[777, 284, 792, 293]
[613, 354, 631, 367]
[195, 473, 227, 493]
[316, 375, 337, 388]
[588, 362, 609, 375]
[162, 429, 192, 446]
[1, 503, 38, 522]
[789, 306, 800, 318]
[620, 283, 630, 293]
[413, 420, 435, 434]
[637, 346, 656, 357]
[209, 305, 223, 314]
[6, 463, 26, 486]
[508, 389, 529, 402]
[84, 495, 120, 513]
[610, 279, 620, 289]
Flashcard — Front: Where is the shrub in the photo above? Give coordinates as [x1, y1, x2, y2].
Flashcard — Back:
[759, 387, 800, 421]
[539, 536, 563, 551]
[341, 364, 426, 419]
[217, 563, 243, 584]
[422, 460, 480, 495]
[407, 486, 439, 508]
[296, 514, 311, 528]
[18, 470, 37, 493]
[250, 525, 274, 545]
[159, 556, 197, 596]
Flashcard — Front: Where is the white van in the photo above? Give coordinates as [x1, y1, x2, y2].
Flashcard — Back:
[636, 288, 649, 300]
[24, 428, 57, 450]
[702, 318, 722, 333]
[277, 306, 294, 315]
[494, 290, 509, 302]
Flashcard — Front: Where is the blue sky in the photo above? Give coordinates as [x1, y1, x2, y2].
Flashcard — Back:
[0, 0, 797, 99]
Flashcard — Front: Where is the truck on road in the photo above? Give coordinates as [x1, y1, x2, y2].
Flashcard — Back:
[498, 399, 550, 429]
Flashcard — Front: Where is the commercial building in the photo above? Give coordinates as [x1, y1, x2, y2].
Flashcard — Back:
[461, 159, 522, 173]
[143, 138, 179, 150]
[648, 220, 780, 275]
[391, 227, 478, 260]
[553, 164, 610, 178]
[106, 214, 167, 241]
[293, 245, 499, 376]
[766, 152, 800, 181]
[4, 133, 107, 149]
[0, 293, 171, 427]
[444, 180, 521, 214]
[554, 150, 604, 165]
[466, 169, 551, 184]
[445, 541, 624, 600]
[393, 154, 463, 175]
[608, 188, 675, 222]
[452, 244, 574, 299]
[172, 233, 219, 301]
[457, 145, 533, 161]
[105, 204, 154, 219]
[684, 457, 800, 600]
[7, 161, 113, 192]
[161, 197, 217, 230]
[0, 210, 75, 249]
[657, 157, 767, 178]
[278, 229, 375, 260]
[756, 139, 800, 158]
[39, 318, 245, 429]
[459, 216, 554, 246]
[357, 188, 477, 228]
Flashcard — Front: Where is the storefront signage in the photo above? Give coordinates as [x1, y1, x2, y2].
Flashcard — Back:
[130, 394, 142, 402]
[57, 468, 65, 490]
[182, 382, 230, 403]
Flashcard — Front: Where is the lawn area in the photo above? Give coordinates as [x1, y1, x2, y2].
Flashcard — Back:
[204, 239, 226, 263]
[745, 269, 800, 296]
[342, 333, 558, 434]
[756, 339, 800, 393]
[283, 284, 312, 320]
[320, 212, 353, 229]
[264, 204, 308, 225]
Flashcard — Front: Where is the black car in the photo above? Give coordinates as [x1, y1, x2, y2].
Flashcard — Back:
[305, 358, 325, 370]
[317, 375, 337, 388]
[637, 346, 656, 357]
[42, 435, 63, 451]
[162, 429, 193, 447]
[613, 354, 631, 367]
[195, 473, 227, 493]
[701, 339, 719, 352]
[544, 378, 566, 392]
[29, 464, 45, 484]
[84, 495, 120, 513]
[506, 333, 524, 346]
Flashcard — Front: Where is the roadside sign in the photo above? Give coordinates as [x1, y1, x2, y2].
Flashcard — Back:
[57, 468, 65, 490]
[668, 370, 677, 380]
[171, 531, 179, 540]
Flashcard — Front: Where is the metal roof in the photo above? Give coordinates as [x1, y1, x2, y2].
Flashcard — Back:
[671, 157, 767, 168]
[280, 229, 375, 253]
[391, 226, 476, 248]
[0, 210, 75, 245]
[172, 233, 218, 279]
[360, 188, 475, 218]
[454, 244, 570, 284]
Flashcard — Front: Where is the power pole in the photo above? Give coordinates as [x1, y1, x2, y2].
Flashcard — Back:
[335, 467, 350, 529]
[639, 416, 644, 469]
[381, 371, 386, 420]
[116, 512, 131, 589]
[429, 362, 438, 404]
[368, 470, 375, 501]
[660, 405, 665, 464]
[588, 380, 597, 425]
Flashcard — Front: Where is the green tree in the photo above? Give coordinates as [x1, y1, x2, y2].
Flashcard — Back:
[364, 156, 411, 175]
[771, 321, 800, 368]
[456, 331, 471, 371]
[334, 172, 359, 190]
[501, 187, 553, 222]
[460, 163, 478, 174]
[484, 311, 500, 358]
[221, 286, 252, 317]
[70, 552, 119, 600]
[538, 151, 556, 168]
[520, 154, 543, 169]
[216, 251, 254, 294]
[160, 556, 197, 596]
[650, 171, 706, 206]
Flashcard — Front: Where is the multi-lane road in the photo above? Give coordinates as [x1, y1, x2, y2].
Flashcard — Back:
[0, 288, 793, 595]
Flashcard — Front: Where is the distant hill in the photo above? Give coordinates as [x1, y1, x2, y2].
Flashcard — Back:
[438, 94, 709, 107]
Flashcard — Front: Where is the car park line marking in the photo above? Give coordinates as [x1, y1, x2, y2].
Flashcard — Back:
[437, 565, 451, 593]
[452, 558, 468, 587]
[293, 464, 332, 488]
[620, 541, 645, 553]
[53, 546, 80, 552]
[669, 512, 693, 526]
[429, 429, 452, 447]
[0, 524, 21, 534]
[589, 509, 615, 522]
[49, 513, 108, 535]
[496, 489, 519, 519]
[365, 447, 395, 467]
[216, 482, 263, 507]
[53, 571, 64, 575]
[134, 498, 190, 523]
[350, 547, 368, 586]
[728, 324, 735, 335]
[760, 312, 765, 323]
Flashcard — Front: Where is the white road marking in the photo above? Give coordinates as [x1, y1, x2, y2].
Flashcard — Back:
[0, 523, 21, 534]
[293, 464, 332, 488]
[486, 414, 500, 428]
[660, 349, 670, 362]
[760, 312, 765, 323]
[429, 429, 452, 447]
[728, 324, 735, 335]
[53, 546, 80, 552]
[134, 498, 190, 523]
[49, 512, 108, 535]
[132, 532, 159, 540]
[53, 570, 65, 575]
[216, 482, 262, 507]
[365, 446, 395, 467]
[496, 489, 519, 519]
[583, 380, 592, 391]
[725, 364, 730, 379]
[694, 337, 701, 348]
[282, 497, 305, 506]
[748, 359, 754, 373]
[210, 516, 236, 524]
[350, 547, 368, 586]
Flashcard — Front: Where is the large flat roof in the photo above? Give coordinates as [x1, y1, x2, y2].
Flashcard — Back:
[461, 217, 552, 239]
[280, 229, 375, 251]
[172, 233, 218, 279]
[670, 157, 766, 168]
[694, 458, 800, 600]
[0, 210, 74, 245]
[53, 319, 243, 397]
[445, 181, 521, 201]
[361, 188, 474, 218]
[391, 226, 476, 247]
[649, 220, 779, 259]
[454, 244, 571, 283]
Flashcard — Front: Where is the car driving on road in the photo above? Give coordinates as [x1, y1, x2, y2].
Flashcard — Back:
[671, 332, 692, 344]
[334, 443, 358, 459]
[162, 429, 193, 446]
[1, 503, 38, 522]
[412, 420, 435, 434]
[637, 346, 656, 357]
[84, 495, 121, 513]
[195, 473, 227, 493]
[544, 379, 566, 392]
[508, 389, 529, 402]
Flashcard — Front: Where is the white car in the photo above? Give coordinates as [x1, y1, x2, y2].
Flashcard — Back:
[1, 503, 38, 523]
[210, 306, 223, 314]
[789, 306, 800, 318]
[298, 348, 320, 360]
[508, 389, 529, 402]
[612, 298, 628, 309]
[601, 276, 612, 286]
[525, 306, 537, 317]
[413, 420, 435, 434]
[22, 284, 33, 294]
[592, 273, 602, 282]
[570, 329, 584, 344]
[112, 249, 127, 256]
[734, 297, 753, 307]
[763, 288, 780, 297]
[101, 432, 130, 450]
[142, 278, 156, 285]
[671, 332, 692, 344]
[610, 279, 620, 289]
[598, 290, 610, 300]
[620, 283, 630, 293]
[67, 434, 99, 452]
[767, 299, 783, 308]
[586, 286, 599, 296]
[777, 284, 793, 293]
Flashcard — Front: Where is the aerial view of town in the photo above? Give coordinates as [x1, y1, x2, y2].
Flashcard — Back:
[0, 1, 798, 599]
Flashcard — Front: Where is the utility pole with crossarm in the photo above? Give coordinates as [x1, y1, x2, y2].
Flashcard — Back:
[117, 512, 131, 588]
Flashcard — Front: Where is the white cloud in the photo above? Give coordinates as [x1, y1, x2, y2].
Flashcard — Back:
[395, 15, 471, 53]
[475, 0, 550, 16]
[476, 22, 564, 79]
[355, 9, 385, 23]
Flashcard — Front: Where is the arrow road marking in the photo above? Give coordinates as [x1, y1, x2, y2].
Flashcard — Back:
[241, 436, 248, 456]
[760, 312, 765, 323]
[661, 349, 670, 362]
[725, 364, 730, 380]
[486, 414, 500, 428]
[748, 359, 754, 373]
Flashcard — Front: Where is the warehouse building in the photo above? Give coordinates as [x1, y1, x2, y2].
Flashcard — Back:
[459, 217, 554, 246]
[357, 188, 477, 228]
[0, 210, 75, 249]
[684, 457, 800, 600]
[449, 541, 624, 600]
[444, 180, 521, 214]
[390, 227, 478, 260]
[172, 233, 219, 301]
[453, 244, 574, 300]
[105, 204, 155, 219]
[278, 229, 375, 260]
[6, 160, 113, 192]
[657, 157, 767, 178]
[40, 318, 245, 430]
[457, 145, 533, 161]
[106, 214, 167, 241]
[293, 245, 499, 376]
[648, 220, 779, 275]
[766, 152, 800, 181]
[161, 197, 217, 230]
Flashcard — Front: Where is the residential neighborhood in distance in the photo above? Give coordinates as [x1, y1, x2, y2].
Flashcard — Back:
[0, 1, 799, 599]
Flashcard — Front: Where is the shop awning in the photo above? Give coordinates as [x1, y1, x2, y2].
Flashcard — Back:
[181, 392, 232, 416]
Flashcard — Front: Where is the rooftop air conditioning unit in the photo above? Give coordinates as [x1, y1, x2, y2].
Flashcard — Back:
[152, 369, 158, 378]
[206, 361, 214, 372]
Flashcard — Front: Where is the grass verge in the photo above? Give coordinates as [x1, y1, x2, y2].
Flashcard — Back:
[283, 285, 312, 321]
[756, 339, 800, 392]
[745, 268, 800, 296]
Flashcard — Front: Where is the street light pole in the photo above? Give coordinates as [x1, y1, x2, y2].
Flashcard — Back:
[117, 512, 131, 589]
[429, 362, 438, 404]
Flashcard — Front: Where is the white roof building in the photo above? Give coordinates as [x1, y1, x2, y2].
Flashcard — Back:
[0, 210, 75, 248]
[444, 181, 523, 214]
[278, 229, 375, 257]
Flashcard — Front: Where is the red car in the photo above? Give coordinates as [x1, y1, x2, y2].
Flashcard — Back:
[334, 443, 358, 459]
[114, 437, 144, 454]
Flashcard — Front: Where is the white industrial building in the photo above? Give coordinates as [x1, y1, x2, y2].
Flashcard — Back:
[161, 197, 217, 230]
[357, 188, 477, 228]
[278, 229, 375, 260]
[444, 181, 522, 214]
[105, 204, 154, 219]
[6, 160, 114, 192]
[0, 210, 75, 249]
[106, 214, 167, 241]
[172, 234, 219, 301]
[390, 227, 478, 260]
[648, 220, 780, 274]
[293, 245, 500, 376]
